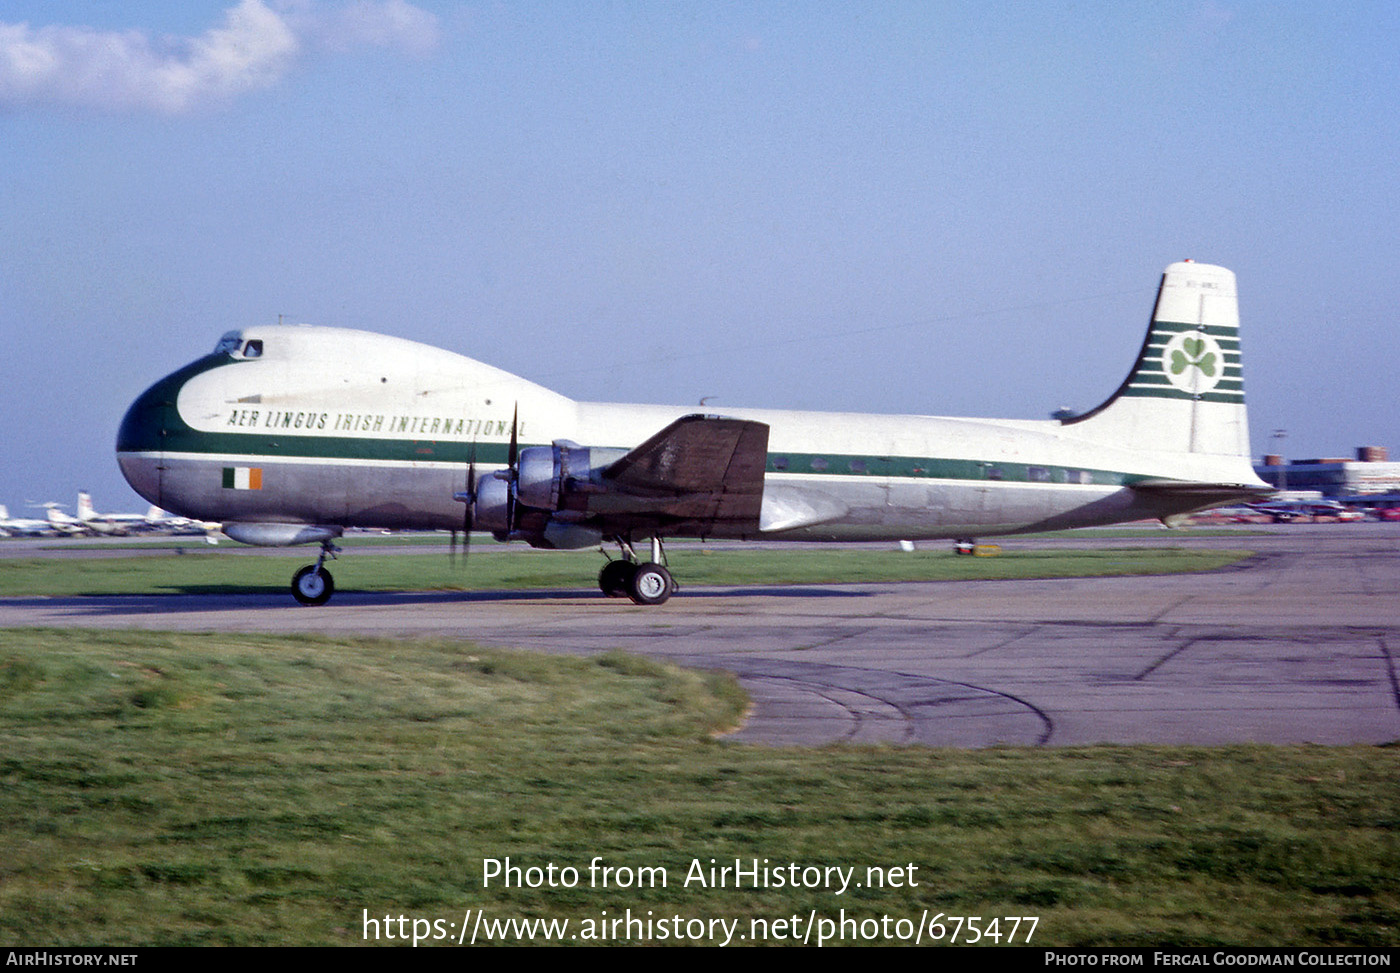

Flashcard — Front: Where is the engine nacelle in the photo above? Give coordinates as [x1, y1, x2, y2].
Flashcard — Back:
[472, 474, 512, 532]
[516, 445, 561, 511]
[515, 441, 629, 512]
[471, 441, 628, 535]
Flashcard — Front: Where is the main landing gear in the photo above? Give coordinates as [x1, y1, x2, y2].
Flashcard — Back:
[291, 540, 340, 606]
[287, 534, 679, 608]
[598, 536, 677, 606]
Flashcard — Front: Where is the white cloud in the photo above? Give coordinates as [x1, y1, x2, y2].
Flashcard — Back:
[0, 0, 439, 113]
[288, 0, 440, 57]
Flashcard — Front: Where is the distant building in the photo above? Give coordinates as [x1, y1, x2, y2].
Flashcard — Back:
[1255, 446, 1400, 498]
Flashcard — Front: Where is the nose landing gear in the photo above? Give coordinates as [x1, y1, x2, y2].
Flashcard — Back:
[291, 540, 340, 606]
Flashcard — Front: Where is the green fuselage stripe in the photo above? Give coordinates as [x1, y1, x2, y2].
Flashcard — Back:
[117, 352, 1183, 493]
[135, 432, 1150, 489]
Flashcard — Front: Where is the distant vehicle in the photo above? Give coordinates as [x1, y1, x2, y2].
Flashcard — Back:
[1184, 505, 1272, 525]
[1345, 495, 1400, 522]
[1248, 499, 1363, 523]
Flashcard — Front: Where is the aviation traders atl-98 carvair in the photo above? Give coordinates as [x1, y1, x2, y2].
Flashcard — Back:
[116, 261, 1270, 606]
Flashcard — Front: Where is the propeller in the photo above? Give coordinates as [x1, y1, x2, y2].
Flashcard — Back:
[505, 403, 519, 535]
[452, 441, 478, 567]
[456, 404, 520, 547]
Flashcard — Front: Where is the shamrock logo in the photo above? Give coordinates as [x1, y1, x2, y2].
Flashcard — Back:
[1160, 330, 1225, 393]
[1170, 337, 1217, 378]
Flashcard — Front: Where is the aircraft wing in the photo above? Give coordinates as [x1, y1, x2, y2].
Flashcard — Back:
[586, 415, 771, 532]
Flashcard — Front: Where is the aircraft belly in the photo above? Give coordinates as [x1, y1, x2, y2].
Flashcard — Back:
[116, 453, 162, 510]
[762, 477, 1136, 541]
[880, 480, 1056, 537]
[343, 465, 466, 530]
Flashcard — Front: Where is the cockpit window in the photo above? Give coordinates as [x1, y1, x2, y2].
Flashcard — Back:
[214, 333, 243, 355]
[242, 339, 264, 358]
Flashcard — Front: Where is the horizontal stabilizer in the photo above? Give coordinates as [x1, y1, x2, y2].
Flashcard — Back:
[1130, 478, 1274, 509]
[1130, 478, 1274, 495]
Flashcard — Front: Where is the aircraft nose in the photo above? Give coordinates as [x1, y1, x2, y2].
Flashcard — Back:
[115, 379, 170, 506]
[116, 452, 162, 506]
[115, 350, 230, 514]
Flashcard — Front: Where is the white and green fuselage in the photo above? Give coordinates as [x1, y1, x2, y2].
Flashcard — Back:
[116, 261, 1268, 551]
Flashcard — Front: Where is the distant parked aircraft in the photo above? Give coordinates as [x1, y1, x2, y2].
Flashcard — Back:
[0, 505, 55, 537]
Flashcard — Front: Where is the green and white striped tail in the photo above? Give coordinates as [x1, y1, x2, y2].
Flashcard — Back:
[1064, 261, 1250, 458]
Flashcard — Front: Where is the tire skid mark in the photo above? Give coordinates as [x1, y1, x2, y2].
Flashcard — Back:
[686, 656, 1053, 747]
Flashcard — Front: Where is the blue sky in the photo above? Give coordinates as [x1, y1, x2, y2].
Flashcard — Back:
[2, 1, 1397, 513]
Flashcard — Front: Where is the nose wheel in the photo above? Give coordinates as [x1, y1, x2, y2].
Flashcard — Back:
[291, 541, 339, 606]
[291, 564, 334, 605]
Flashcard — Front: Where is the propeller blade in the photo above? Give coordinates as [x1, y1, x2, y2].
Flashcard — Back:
[461, 443, 476, 565]
[452, 441, 479, 568]
[507, 403, 519, 469]
[505, 405, 519, 533]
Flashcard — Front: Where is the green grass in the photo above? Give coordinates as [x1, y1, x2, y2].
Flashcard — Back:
[26, 523, 1265, 552]
[0, 629, 1395, 946]
[31, 531, 502, 551]
[0, 546, 1254, 597]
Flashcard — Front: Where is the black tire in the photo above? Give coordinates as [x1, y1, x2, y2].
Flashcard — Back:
[627, 562, 673, 606]
[291, 564, 334, 606]
[599, 559, 636, 598]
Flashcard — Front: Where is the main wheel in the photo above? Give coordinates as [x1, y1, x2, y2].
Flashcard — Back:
[627, 562, 674, 606]
[599, 559, 636, 598]
[291, 564, 334, 606]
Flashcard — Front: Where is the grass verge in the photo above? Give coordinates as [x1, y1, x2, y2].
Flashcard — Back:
[0, 628, 1395, 946]
[0, 547, 1254, 598]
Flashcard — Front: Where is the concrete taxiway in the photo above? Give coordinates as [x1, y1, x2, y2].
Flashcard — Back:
[2, 525, 1398, 747]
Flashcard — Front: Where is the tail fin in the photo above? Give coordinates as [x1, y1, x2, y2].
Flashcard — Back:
[77, 491, 97, 522]
[1062, 261, 1249, 458]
